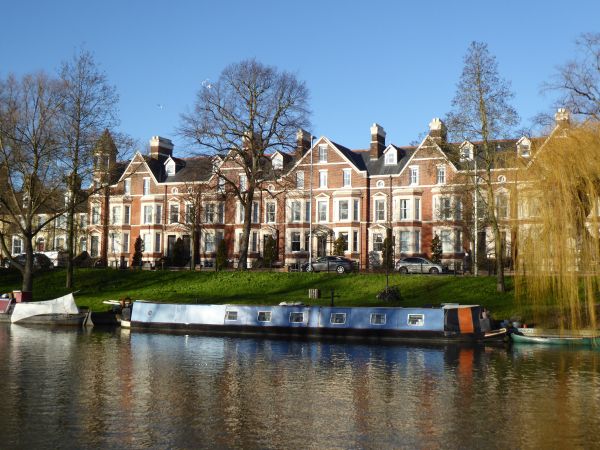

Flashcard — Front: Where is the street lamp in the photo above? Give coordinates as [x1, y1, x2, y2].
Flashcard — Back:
[308, 134, 315, 269]
[473, 151, 479, 277]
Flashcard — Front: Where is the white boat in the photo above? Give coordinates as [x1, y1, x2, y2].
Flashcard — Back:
[0, 293, 89, 326]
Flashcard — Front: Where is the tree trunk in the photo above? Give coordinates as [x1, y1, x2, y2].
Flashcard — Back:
[22, 236, 34, 293]
[493, 225, 505, 292]
[487, 189, 506, 293]
[237, 188, 254, 270]
[65, 194, 75, 289]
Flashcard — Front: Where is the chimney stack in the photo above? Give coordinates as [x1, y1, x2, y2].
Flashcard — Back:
[370, 123, 386, 160]
[149, 136, 174, 159]
[296, 129, 312, 159]
[554, 108, 570, 128]
[428, 118, 447, 143]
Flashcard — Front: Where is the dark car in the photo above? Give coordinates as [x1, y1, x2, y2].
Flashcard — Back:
[302, 256, 356, 274]
[395, 257, 442, 274]
[3, 253, 54, 271]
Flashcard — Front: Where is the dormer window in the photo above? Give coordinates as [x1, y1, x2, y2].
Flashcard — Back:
[517, 137, 531, 158]
[384, 148, 397, 165]
[460, 142, 474, 161]
[272, 153, 283, 170]
[165, 159, 176, 176]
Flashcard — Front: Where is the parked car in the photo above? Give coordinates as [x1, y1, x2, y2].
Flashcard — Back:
[302, 256, 357, 274]
[395, 257, 442, 274]
[3, 253, 54, 271]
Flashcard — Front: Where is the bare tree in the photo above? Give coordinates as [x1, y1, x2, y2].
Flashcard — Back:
[445, 42, 519, 292]
[0, 72, 66, 293]
[57, 49, 119, 288]
[180, 59, 310, 269]
[545, 32, 600, 121]
[180, 181, 206, 270]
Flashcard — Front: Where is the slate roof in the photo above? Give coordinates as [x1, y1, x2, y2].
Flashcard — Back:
[165, 157, 213, 183]
[127, 132, 544, 186]
[363, 146, 417, 176]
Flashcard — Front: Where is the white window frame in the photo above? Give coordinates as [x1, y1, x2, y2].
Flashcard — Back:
[289, 312, 305, 323]
[257, 311, 272, 322]
[317, 200, 328, 222]
[318, 144, 327, 163]
[296, 171, 304, 189]
[353, 199, 360, 222]
[91, 206, 100, 225]
[12, 236, 22, 255]
[370, 313, 386, 325]
[319, 170, 328, 188]
[409, 166, 419, 186]
[384, 150, 396, 165]
[338, 200, 349, 221]
[124, 178, 131, 195]
[407, 314, 424, 326]
[400, 199, 409, 220]
[266, 202, 276, 223]
[437, 166, 446, 184]
[330, 313, 347, 324]
[143, 205, 153, 225]
[342, 169, 351, 187]
[111, 205, 121, 225]
[143, 178, 150, 196]
[291, 201, 301, 222]
[374, 198, 386, 222]
[399, 231, 410, 253]
[169, 203, 180, 224]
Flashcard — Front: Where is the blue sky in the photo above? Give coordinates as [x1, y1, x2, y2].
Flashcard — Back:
[2, 0, 599, 153]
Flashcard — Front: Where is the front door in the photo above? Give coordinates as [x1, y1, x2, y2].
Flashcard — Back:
[167, 235, 176, 258]
[317, 235, 327, 257]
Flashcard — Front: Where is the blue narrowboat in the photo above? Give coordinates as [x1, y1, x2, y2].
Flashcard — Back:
[124, 302, 506, 343]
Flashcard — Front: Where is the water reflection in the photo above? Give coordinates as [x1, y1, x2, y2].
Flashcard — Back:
[0, 326, 599, 449]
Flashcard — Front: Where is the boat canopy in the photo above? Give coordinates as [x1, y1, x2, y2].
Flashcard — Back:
[11, 294, 79, 323]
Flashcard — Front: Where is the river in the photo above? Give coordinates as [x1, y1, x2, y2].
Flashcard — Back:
[0, 325, 598, 449]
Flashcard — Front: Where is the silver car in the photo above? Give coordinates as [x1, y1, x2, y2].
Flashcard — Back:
[395, 257, 442, 274]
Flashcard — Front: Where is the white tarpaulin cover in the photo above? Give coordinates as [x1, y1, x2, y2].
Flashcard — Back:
[11, 293, 79, 323]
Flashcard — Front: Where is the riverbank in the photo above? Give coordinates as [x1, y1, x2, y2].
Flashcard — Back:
[0, 268, 522, 319]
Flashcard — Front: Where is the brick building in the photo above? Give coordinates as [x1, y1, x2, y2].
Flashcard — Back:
[3, 110, 569, 270]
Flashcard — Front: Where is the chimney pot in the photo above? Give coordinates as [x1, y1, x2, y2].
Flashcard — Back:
[149, 136, 174, 159]
[296, 129, 312, 159]
[370, 123, 386, 160]
[428, 118, 447, 143]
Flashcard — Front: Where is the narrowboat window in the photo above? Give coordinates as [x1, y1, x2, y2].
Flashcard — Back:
[257, 311, 272, 322]
[289, 312, 304, 323]
[225, 311, 238, 321]
[407, 314, 424, 326]
[370, 313, 386, 325]
[330, 313, 346, 324]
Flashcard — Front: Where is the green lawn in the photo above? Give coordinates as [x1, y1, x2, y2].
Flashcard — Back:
[0, 268, 521, 320]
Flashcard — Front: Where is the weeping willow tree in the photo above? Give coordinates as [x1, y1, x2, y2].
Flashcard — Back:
[515, 123, 600, 330]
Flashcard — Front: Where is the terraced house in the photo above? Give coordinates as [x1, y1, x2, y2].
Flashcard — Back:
[2, 109, 570, 270]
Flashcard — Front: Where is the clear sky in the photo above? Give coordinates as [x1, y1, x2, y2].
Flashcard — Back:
[2, 0, 599, 154]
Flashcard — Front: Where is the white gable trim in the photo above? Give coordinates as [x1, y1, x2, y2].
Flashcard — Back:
[118, 151, 160, 185]
[397, 136, 457, 180]
[287, 137, 367, 175]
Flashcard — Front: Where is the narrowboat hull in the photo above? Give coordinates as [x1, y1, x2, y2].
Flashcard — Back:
[127, 301, 505, 343]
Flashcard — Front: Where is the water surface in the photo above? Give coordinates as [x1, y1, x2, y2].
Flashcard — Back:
[0, 325, 598, 449]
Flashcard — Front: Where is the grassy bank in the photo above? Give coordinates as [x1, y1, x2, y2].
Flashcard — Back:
[0, 268, 521, 320]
